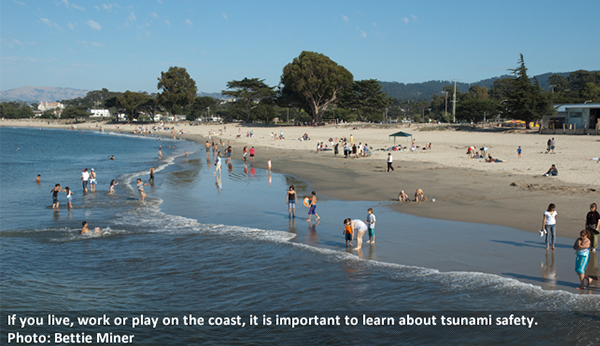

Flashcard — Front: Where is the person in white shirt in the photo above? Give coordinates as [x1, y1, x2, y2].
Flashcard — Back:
[541, 203, 558, 250]
[387, 153, 394, 172]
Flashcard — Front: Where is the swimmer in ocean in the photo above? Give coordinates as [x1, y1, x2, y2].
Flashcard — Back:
[81, 221, 100, 235]
[36, 174, 41, 184]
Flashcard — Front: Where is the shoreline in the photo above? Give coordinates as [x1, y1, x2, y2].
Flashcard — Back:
[3, 119, 599, 239]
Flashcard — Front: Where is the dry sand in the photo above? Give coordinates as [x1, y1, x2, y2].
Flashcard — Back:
[3, 119, 599, 239]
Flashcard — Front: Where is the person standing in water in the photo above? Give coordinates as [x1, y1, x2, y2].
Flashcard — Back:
[81, 169, 90, 193]
[267, 159, 272, 173]
[109, 180, 119, 194]
[35, 174, 41, 184]
[541, 203, 558, 250]
[307, 191, 320, 222]
[136, 178, 150, 202]
[287, 185, 297, 218]
[65, 187, 74, 209]
[366, 208, 376, 244]
[148, 167, 156, 183]
[350, 218, 368, 250]
[158, 148, 163, 159]
[214, 151, 222, 176]
[50, 184, 63, 209]
[573, 229, 592, 290]
[585, 203, 600, 253]
[89, 168, 97, 192]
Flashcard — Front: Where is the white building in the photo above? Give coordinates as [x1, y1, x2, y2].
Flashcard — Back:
[38, 101, 64, 111]
[88, 109, 111, 118]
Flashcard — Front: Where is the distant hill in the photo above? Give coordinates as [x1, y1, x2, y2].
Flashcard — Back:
[0, 86, 89, 103]
[379, 72, 574, 101]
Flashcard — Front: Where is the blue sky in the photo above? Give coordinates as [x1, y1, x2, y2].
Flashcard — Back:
[1, 0, 599, 93]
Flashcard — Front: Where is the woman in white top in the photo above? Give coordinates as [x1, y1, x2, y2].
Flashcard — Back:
[351, 219, 368, 250]
[541, 203, 557, 250]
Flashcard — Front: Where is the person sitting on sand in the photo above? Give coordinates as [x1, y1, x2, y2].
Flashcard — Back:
[543, 164, 558, 176]
[398, 190, 409, 202]
[415, 188, 424, 203]
[486, 154, 506, 163]
[587, 157, 600, 162]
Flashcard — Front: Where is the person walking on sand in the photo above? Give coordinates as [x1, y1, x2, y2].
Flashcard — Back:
[351, 218, 368, 250]
[65, 186, 74, 209]
[387, 153, 394, 172]
[81, 169, 90, 193]
[287, 185, 297, 218]
[550, 137, 556, 154]
[574, 229, 593, 289]
[366, 208, 376, 244]
[517, 146, 522, 158]
[51, 184, 63, 209]
[243, 146, 247, 161]
[214, 151, 222, 176]
[89, 168, 97, 192]
[136, 178, 150, 202]
[149, 167, 156, 183]
[585, 203, 600, 253]
[541, 203, 558, 250]
[307, 191, 320, 222]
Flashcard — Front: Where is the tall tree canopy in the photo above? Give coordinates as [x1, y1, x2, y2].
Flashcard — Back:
[222, 78, 276, 122]
[187, 96, 219, 121]
[280, 51, 353, 123]
[157, 66, 197, 116]
[339, 79, 393, 122]
[117, 91, 151, 122]
[505, 54, 554, 128]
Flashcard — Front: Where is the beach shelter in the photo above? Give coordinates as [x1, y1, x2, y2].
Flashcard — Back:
[389, 131, 413, 146]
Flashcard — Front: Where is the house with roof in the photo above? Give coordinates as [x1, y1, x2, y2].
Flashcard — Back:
[542, 103, 600, 134]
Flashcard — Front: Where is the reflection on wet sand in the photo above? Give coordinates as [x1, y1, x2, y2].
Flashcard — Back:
[541, 249, 556, 289]
[215, 175, 222, 193]
[306, 219, 319, 246]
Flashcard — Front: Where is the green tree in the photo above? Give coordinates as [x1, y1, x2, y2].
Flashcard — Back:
[456, 99, 498, 122]
[157, 66, 197, 116]
[117, 91, 151, 122]
[61, 106, 89, 119]
[339, 79, 393, 122]
[505, 54, 554, 129]
[280, 51, 353, 123]
[548, 74, 570, 93]
[222, 78, 276, 122]
[41, 110, 55, 119]
[186, 96, 218, 121]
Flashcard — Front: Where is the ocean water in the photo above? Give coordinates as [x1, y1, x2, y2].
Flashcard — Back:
[1, 127, 599, 345]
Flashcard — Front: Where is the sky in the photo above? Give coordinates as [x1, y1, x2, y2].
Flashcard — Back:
[1, 0, 599, 93]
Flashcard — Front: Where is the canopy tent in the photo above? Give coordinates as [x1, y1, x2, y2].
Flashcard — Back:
[389, 131, 413, 146]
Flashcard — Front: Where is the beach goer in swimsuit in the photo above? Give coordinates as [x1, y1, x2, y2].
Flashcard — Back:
[398, 190, 409, 202]
[81, 221, 100, 235]
[351, 218, 368, 250]
[287, 185, 297, 218]
[65, 187, 74, 209]
[51, 184, 62, 209]
[149, 167, 156, 183]
[158, 148, 162, 159]
[585, 203, 600, 253]
[307, 191, 320, 222]
[249, 147, 255, 162]
[243, 146, 247, 161]
[89, 168, 97, 192]
[267, 159, 272, 173]
[542, 203, 558, 250]
[136, 178, 150, 201]
[415, 188, 424, 203]
[81, 169, 89, 193]
[36, 174, 41, 184]
[366, 208, 376, 244]
[109, 180, 119, 194]
[573, 229, 593, 289]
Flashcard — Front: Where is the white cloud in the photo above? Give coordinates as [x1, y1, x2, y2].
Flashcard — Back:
[68, 22, 75, 30]
[373, 22, 377, 27]
[164, 20, 171, 26]
[101, 3, 114, 12]
[128, 11, 136, 21]
[145, 31, 150, 38]
[92, 42, 104, 48]
[94, 5, 100, 10]
[40, 17, 60, 29]
[411, 14, 417, 21]
[221, 12, 227, 20]
[72, 3, 85, 11]
[157, 0, 163, 3]
[150, 12, 158, 19]
[13, 39, 23, 46]
[360, 30, 367, 38]
[85, 19, 102, 30]
[62, 0, 69, 5]
[13, 0, 26, 5]
[185, 18, 193, 26]
[402, 17, 409, 24]
[341, 14, 349, 23]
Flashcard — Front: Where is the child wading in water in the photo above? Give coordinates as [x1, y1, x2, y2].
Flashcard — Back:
[366, 208, 376, 244]
[65, 187, 74, 209]
[136, 178, 150, 201]
[573, 229, 593, 290]
[50, 184, 63, 209]
[307, 191, 320, 222]
[343, 218, 353, 247]
[109, 180, 119, 194]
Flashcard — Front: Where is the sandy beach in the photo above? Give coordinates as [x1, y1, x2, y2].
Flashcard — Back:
[3, 118, 599, 239]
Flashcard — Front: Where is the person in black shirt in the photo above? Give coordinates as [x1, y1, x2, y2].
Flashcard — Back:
[585, 203, 600, 252]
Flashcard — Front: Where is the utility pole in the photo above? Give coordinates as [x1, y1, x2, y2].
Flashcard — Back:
[452, 79, 457, 123]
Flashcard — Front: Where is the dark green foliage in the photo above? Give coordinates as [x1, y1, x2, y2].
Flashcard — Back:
[339, 79, 393, 122]
[0, 102, 35, 118]
[280, 51, 353, 123]
[186, 96, 218, 121]
[117, 91, 151, 122]
[157, 66, 197, 116]
[222, 78, 276, 122]
[61, 105, 89, 119]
